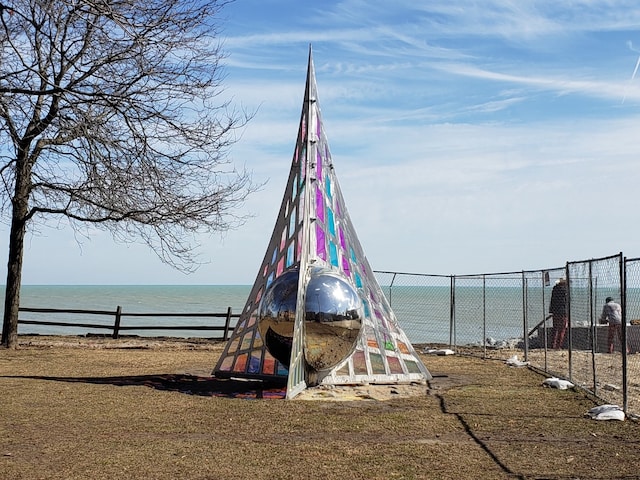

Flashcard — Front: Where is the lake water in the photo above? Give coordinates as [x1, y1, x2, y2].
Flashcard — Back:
[5, 285, 251, 338]
[5, 284, 633, 345]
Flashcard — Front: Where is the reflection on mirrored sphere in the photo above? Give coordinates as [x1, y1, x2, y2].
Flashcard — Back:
[257, 268, 299, 367]
[304, 269, 363, 371]
[257, 266, 363, 372]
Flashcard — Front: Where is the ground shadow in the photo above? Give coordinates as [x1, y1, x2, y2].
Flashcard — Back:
[1, 374, 287, 399]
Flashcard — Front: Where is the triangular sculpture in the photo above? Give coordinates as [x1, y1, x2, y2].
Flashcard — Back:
[213, 48, 431, 399]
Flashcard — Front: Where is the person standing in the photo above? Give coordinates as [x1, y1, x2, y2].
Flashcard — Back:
[599, 297, 629, 354]
[549, 278, 568, 349]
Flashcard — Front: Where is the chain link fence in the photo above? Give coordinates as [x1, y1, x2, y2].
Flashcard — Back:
[375, 252, 640, 418]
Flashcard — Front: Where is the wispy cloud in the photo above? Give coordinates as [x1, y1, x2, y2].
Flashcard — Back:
[12, 1, 640, 284]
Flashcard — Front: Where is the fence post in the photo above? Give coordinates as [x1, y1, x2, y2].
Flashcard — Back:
[113, 306, 122, 339]
[482, 275, 486, 359]
[522, 273, 528, 362]
[566, 264, 573, 380]
[449, 275, 455, 347]
[621, 253, 628, 413]
[223, 307, 232, 341]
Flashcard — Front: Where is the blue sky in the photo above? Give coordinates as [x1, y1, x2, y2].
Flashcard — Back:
[5, 0, 640, 285]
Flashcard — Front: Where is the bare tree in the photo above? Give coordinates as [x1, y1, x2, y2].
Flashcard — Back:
[0, 0, 256, 347]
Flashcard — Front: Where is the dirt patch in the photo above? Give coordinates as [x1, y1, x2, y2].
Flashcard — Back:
[2, 335, 639, 480]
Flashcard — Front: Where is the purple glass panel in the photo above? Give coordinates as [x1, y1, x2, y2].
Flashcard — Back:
[277, 257, 284, 276]
[339, 226, 346, 250]
[315, 184, 325, 223]
[248, 351, 261, 374]
[315, 223, 326, 260]
[341, 255, 351, 277]
[280, 228, 287, 251]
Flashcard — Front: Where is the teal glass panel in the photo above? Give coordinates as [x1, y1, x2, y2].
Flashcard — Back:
[286, 243, 294, 267]
[329, 242, 338, 267]
[289, 208, 296, 238]
[327, 207, 335, 236]
[325, 174, 332, 199]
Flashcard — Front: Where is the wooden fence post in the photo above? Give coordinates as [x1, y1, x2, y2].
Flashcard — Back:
[223, 307, 232, 341]
[113, 306, 122, 339]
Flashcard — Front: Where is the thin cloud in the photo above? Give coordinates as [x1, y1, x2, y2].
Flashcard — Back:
[436, 62, 640, 103]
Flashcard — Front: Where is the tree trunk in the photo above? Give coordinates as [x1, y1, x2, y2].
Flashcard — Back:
[1, 218, 26, 348]
[1, 157, 30, 348]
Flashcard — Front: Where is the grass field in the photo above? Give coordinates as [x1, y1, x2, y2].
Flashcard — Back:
[1, 336, 639, 479]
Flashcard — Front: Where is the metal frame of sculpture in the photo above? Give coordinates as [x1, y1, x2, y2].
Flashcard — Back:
[213, 47, 431, 399]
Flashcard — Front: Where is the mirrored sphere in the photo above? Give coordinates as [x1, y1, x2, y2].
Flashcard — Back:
[257, 267, 363, 372]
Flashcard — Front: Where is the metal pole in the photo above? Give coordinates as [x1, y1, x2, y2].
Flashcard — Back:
[591, 265, 597, 395]
[483, 275, 486, 359]
[567, 264, 573, 381]
[388, 272, 397, 307]
[522, 272, 528, 361]
[542, 271, 548, 372]
[621, 253, 628, 413]
[449, 275, 455, 348]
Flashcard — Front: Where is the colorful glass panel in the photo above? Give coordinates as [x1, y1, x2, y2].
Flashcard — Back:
[315, 183, 324, 223]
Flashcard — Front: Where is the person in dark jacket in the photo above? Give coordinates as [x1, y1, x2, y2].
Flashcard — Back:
[549, 278, 568, 349]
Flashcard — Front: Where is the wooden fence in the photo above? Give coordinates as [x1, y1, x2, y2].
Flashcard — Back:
[17, 306, 240, 340]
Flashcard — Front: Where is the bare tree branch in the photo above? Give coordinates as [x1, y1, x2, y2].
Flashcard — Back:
[0, 0, 257, 347]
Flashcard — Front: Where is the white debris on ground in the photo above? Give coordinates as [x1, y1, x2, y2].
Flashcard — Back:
[485, 337, 522, 349]
[505, 355, 529, 367]
[542, 377, 575, 390]
[603, 383, 621, 391]
[585, 404, 625, 421]
[422, 347, 455, 356]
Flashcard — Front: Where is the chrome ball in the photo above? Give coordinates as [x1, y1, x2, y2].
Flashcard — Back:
[258, 267, 362, 372]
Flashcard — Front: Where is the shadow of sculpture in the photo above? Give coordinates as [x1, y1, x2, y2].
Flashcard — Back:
[2, 373, 287, 399]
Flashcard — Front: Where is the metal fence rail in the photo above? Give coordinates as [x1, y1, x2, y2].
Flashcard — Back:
[375, 252, 639, 419]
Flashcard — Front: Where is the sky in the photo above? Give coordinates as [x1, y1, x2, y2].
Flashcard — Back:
[4, 0, 640, 285]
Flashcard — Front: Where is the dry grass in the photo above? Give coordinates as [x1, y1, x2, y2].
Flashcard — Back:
[1, 336, 639, 480]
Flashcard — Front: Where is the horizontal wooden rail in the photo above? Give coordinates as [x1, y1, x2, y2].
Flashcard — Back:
[17, 306, 240, 340]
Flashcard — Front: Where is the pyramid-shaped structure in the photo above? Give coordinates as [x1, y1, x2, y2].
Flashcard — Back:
[213, 48, 431, 399]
